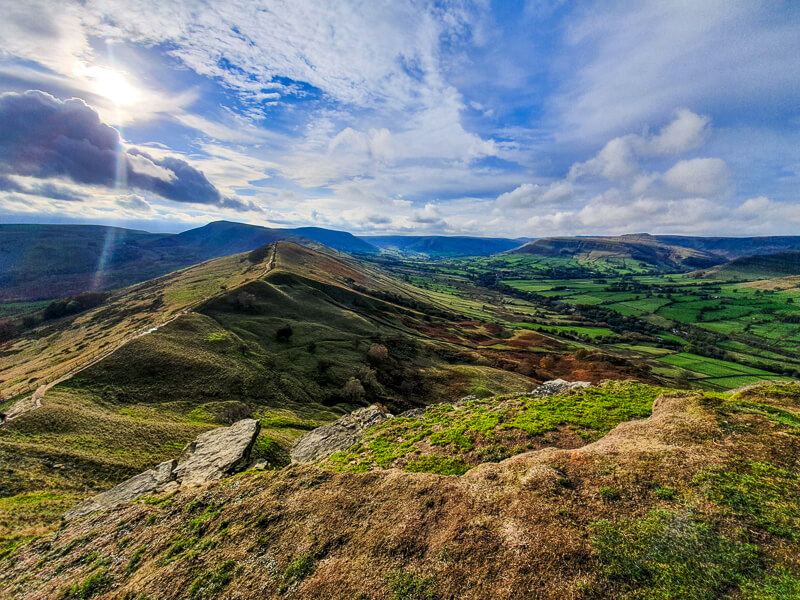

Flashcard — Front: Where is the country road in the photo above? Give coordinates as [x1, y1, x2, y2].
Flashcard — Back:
[2, 244, 277, 425]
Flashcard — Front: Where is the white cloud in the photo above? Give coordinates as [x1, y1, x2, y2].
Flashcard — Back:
[568, 135, 639, 181]
[553, 2, 800, 141]
[568, 109, 712, 183]
[647, 108, 710, 155]
[496, 181, 575, 208]
[662, 158, 729, 196]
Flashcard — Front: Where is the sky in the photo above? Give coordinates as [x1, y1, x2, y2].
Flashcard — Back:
[0, 0, 798, 237]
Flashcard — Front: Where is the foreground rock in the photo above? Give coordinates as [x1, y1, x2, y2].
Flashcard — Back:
[65, 460, 177, 519]
[174, 418, 261, 485]
[530, 378, 591, 397]
[291, 405, 392, 463]
[65, 419, 260, 519]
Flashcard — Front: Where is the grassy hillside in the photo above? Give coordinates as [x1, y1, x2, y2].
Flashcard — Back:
[701, 251, 800, 280]
[0, 222, 335, 302]
[507, 234, 723, 270]
[657, 234, 800, 260]
[2, 381, 798, 599]
[2, 241, 559, 550]
[0, 224, 169, 301]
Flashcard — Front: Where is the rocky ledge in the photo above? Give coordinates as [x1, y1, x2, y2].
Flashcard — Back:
[290, 405, 393, 463]
[66, 418, 260, 519]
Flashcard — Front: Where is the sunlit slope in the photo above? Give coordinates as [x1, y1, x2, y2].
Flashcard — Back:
[0, 249, 275, 401]
[0, 241, 541, 548]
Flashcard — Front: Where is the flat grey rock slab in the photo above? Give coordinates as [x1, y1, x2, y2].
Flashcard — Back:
[290, 405, 392, 463]
[174, 418, 261, 485]
[65, 459, 176, 519]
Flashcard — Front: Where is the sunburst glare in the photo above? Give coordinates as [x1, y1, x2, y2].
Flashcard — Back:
[72, 62, 141, 106]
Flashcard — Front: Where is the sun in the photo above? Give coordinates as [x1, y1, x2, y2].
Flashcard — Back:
[72, 62, 141, 107]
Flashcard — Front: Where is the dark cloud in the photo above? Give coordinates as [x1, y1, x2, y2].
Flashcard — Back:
[116, 194, 151, 212]
[0, 174, 81, 201]
[0, 90, 250, 210]
[0, 175, 24, 192]
[28, 181, 83, 202]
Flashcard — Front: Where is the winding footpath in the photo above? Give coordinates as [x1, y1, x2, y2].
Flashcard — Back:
[2, 245, 277, 426]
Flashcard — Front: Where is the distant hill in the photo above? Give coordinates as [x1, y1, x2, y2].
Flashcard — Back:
[281, 226, 378, 254]
[362, 235, 522, 256]
[654, 235, 800, 260]
[506, 233, 723, 270]
[701, 250, 800, 280]
[0, 222, 353, 301]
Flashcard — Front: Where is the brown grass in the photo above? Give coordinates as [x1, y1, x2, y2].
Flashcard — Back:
[4, 385, 797, 599]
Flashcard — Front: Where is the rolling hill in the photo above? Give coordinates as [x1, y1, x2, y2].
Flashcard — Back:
[656, 234, 800, 260]
[506, 233, 724, 270]
[362, 235, 523, 256]
[700, 250, 800, 280]
[281, 226, 378, 254]
[2, 238, 799, 599]
[1, 240, 564, 547]
[0, 222, 339, 301]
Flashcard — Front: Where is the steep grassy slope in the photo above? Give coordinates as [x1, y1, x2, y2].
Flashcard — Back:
[508, 234, 722, 270]
[0, 247, 277, 400]
[1, 241, 547, 550]
[3, 381, 798, 599]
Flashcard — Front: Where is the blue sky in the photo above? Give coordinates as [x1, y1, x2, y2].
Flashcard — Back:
[0, 0, 798, 236]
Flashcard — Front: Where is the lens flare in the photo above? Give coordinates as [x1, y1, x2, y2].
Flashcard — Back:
[72, 62, 141, 106]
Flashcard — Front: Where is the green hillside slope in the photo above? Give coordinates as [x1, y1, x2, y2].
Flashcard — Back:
[507, 234, 722, 270]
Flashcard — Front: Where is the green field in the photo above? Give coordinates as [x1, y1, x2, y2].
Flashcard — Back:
[369, 254, 800, 391]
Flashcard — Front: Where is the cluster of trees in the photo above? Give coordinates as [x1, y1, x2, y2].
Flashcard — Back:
[0, 291, 109, 344]
[42, 292, 107, 321]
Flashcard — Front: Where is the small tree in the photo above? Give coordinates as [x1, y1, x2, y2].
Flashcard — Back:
[0, 318, 16, 343]
[276, 324, 293, 342]
[236, 291, 256, 310]
[343, 378, 365, 403]
[367, 343, 389, 363]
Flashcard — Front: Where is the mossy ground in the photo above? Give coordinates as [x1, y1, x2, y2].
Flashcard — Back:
[324, 381, 665, 474]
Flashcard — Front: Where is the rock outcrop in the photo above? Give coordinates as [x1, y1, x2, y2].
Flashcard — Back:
[65, 460, 177, 519]
[65, 419, 260, 519]
[291, 405, 392, 463]
[174, 418, 261, 485]
[530, 379, 591, 398]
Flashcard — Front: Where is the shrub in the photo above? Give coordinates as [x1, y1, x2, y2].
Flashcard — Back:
[367, 343, 389, 363]
[236, 291, 256, 310]
[275, 324, 293, 342]
[343, 378, 365, 402]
